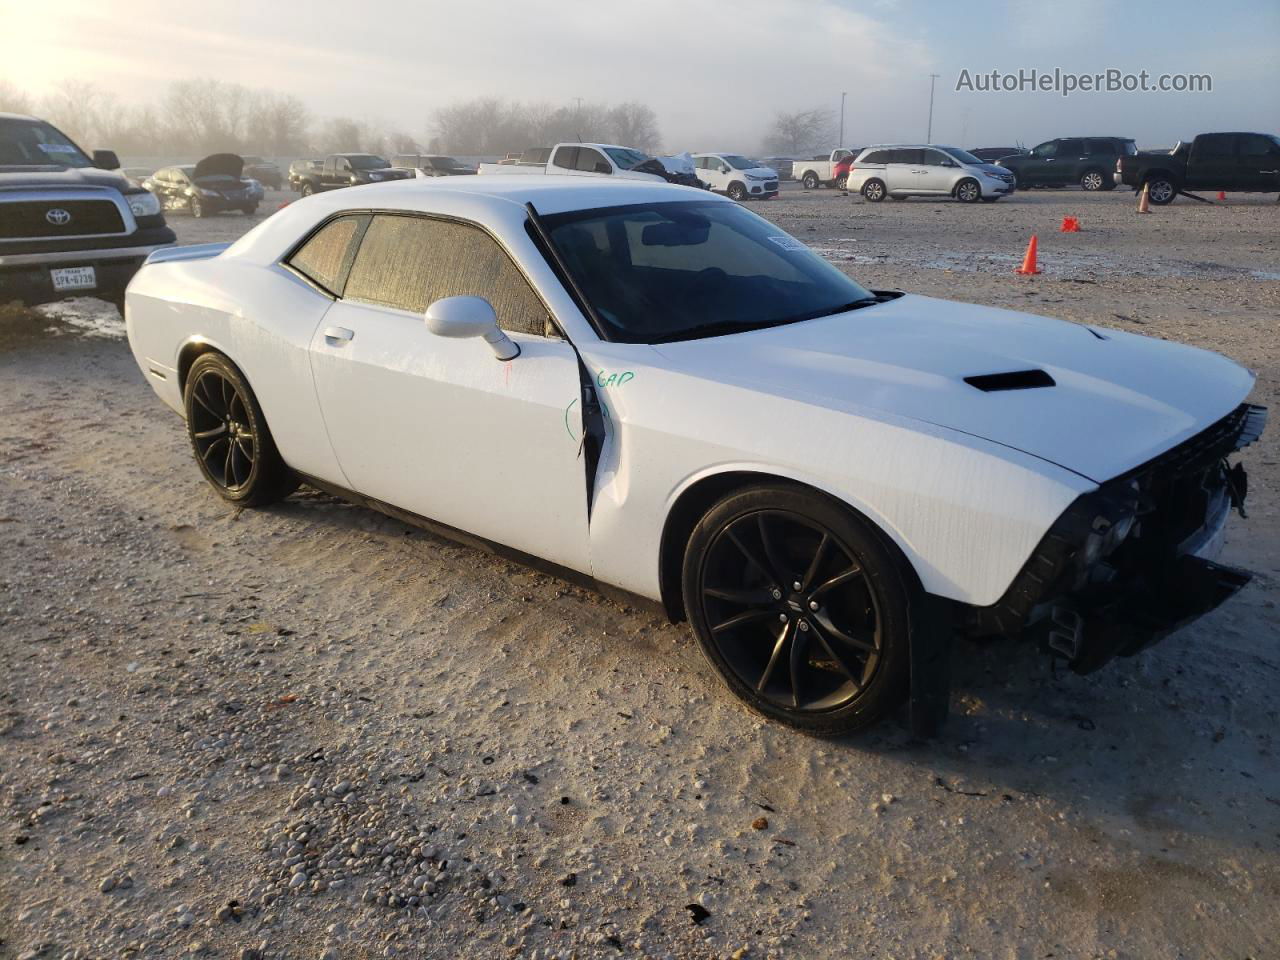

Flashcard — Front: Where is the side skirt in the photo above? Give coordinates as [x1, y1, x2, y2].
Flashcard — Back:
[294, 474, 669, 622]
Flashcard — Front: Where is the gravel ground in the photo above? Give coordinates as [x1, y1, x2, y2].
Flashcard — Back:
[1, 186, 1277, 960]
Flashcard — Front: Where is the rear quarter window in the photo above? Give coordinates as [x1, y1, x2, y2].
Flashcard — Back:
[286, 216, 363, 294]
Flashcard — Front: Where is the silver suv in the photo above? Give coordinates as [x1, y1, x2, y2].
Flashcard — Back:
[847, 145, 1015, 203]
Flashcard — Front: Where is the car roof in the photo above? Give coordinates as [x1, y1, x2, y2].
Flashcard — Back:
[0, 112, 41, 122]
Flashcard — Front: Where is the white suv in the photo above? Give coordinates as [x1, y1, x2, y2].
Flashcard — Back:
[692, 153, 779, 200]
[847, 145, 1015, 203]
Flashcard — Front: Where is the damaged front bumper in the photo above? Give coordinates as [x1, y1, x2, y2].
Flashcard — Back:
[969, 402, 1267, 673]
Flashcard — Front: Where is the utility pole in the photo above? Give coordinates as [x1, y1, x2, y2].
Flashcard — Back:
[926, 73, 940, 143]
[839, 91, 847, 147]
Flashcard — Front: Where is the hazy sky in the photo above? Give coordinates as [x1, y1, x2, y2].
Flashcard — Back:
[4, 0, 1277, 151]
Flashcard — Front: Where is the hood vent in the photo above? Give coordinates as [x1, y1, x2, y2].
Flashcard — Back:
[964, 369, 1056, 392]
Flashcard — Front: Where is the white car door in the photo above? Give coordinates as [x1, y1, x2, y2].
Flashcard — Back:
[308, 213, 592, 574]
[919, 149, 957, 193]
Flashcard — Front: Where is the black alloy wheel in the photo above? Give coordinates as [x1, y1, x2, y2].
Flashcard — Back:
[683, 485, 911, 734]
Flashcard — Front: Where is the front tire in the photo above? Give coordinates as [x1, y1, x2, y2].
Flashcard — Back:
[188, 197, 205, 218]
[241, 204, 259, 215]
[835, 174, 848, 191]
[682, 484, 912, 735]
[184, 353, 298, 507]
[300, 182, 315, 198]
[727, 181, 748, 201]
[955, 179, 981, 203]
[802, 171, 820, 190]
[861, 178, 886, 202]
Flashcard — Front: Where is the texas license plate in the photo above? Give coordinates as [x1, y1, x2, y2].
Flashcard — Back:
[51, 265, 97, 291]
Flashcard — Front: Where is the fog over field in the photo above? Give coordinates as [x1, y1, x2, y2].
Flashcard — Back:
[3, 0, 1277, 152]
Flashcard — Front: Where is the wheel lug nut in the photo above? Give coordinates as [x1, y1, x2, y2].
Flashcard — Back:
[798, 621, 810, 632]
[809, 600, 819, 611]
[771, 588, 782, 600]
[778, 613, 787, 623]
[792, 581, 802, 591]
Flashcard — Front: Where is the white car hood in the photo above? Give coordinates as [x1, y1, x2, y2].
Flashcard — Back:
[653, 293, 1254, 482]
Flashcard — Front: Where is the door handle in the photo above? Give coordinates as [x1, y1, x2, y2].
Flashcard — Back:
[323, 326, 354, 343]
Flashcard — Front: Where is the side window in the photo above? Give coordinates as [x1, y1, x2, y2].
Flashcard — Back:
[1237, 134, 1276, 156]
[923, 149, 951, 166]
[286, 216, 363, 294]
[1196, 135, 1234, 157]
[1059, 139, 1086, 156]
[551, 146, 579, 170]
[576, 147, 609, 173]
[344, 215, 548, 336]
[863, 151, 888, 165]
[1033, 141, 1057, 158]
[1087, 139, 1118, 155]
[892, 149, 924, 165]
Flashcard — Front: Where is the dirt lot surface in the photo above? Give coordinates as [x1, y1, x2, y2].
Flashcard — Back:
[2, 186, 1277, 960]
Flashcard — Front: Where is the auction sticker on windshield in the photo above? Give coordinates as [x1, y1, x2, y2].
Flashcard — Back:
[766, 235, 807, 251]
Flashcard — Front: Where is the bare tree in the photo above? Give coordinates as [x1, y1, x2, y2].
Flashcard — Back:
[0, 79, 35, 115]
[608, 102, 661, 153]
[763, 108, 836, 156]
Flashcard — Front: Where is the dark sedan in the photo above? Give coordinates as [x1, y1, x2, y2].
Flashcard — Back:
[144, 154, 264, 217]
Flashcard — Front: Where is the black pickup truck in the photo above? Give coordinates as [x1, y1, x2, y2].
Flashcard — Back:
[0, 112, 175, 307]
[295, 154, 414, 196]
[1118, 132, 1280, 204]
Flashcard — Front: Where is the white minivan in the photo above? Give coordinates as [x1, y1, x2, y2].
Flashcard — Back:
[847, 145, 1015, 203]
[691, 153, 779, 200]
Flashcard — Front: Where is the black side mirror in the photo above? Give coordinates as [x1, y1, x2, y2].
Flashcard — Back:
[92, 149, 120, 170]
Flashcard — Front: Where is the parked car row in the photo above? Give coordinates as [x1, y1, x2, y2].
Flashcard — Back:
[143, 154, 264, 218]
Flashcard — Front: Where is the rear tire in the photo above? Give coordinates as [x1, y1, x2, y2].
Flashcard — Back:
[188, 197, 205, 218]
[241, 204, 259, 215]
[727, 182, 748, 201]
[184, 353, 298, 507]
[1146, 176, 1177, 205]
[1080, 169, 1107, 191]
[835, 174, 847, 191]
[300, 182, 315, 198]
[861, 179, 886, 202]
[682, 484, 912, 735]
[802, 171, 820, 190]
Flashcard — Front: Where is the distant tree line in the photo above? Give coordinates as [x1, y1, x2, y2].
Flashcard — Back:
[0, 78, 665, 160]
[429, 98, 661, 155]
[762, 107, 838, 156]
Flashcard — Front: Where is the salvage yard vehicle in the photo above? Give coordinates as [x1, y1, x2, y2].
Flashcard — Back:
[288, 159, 321, 191]
[692, 153, 779, 200]
[477, 143, 667, 182]
[144, 155, 265, 217]
[997, 137, 1135, 190]
[394, 154, 476, 176]
[295, 154, 414, 196]
[1118, 132, 1280, 203]
[848, 145, 1015, 203]
[124, 176, 1266, 736]
[0, 111, 174, 307]
[241, 156, 283, 189]
[793, 149, 856, 189]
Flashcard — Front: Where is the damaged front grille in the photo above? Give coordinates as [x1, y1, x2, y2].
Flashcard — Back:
[969, 402, 1267, 643]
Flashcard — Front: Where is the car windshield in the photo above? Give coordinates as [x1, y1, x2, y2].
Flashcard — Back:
[940, 147, 983, 165]
[722, 155, 754, 170]
[604, 147, 651, 170]
[0, 118, 93, 168]
[543, 200, 877, 344]
[349, 155, 389, 170]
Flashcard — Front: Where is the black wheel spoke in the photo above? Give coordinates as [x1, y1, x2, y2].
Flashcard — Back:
[801, 532, 829, 591]
[704, 585, 773, 606]
[788, 624, 808, 708]
[223, 439, 234, 484]
[757, 515, 790, 585]
[192, 390, 219, 418]
[812, 610, 877, 653]
[201, 436, 229, 464]
[193, 425, 227, 440]
[757, 620, 792, 693]
[808, 620, 863, 688]
[810, 565, 863, 599]
[726, 527, 777, 584]
[711, 608, 776, 634]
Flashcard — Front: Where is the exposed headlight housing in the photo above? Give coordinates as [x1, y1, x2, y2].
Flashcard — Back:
[366, 172, 385, 181]
[126, 190, 161, 217]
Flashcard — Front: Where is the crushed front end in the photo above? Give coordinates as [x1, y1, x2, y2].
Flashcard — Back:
[969, 403, 1268, 672]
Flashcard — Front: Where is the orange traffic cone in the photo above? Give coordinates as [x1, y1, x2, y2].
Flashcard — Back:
[1015, 235, 1042, 275]
[1060, 216, 1080, 232]
[1217, 190, 1227, 201]
[1137, 183, 1151, 214]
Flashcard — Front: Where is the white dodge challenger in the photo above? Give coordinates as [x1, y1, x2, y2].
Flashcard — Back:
[125, 176, 1266, 735]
